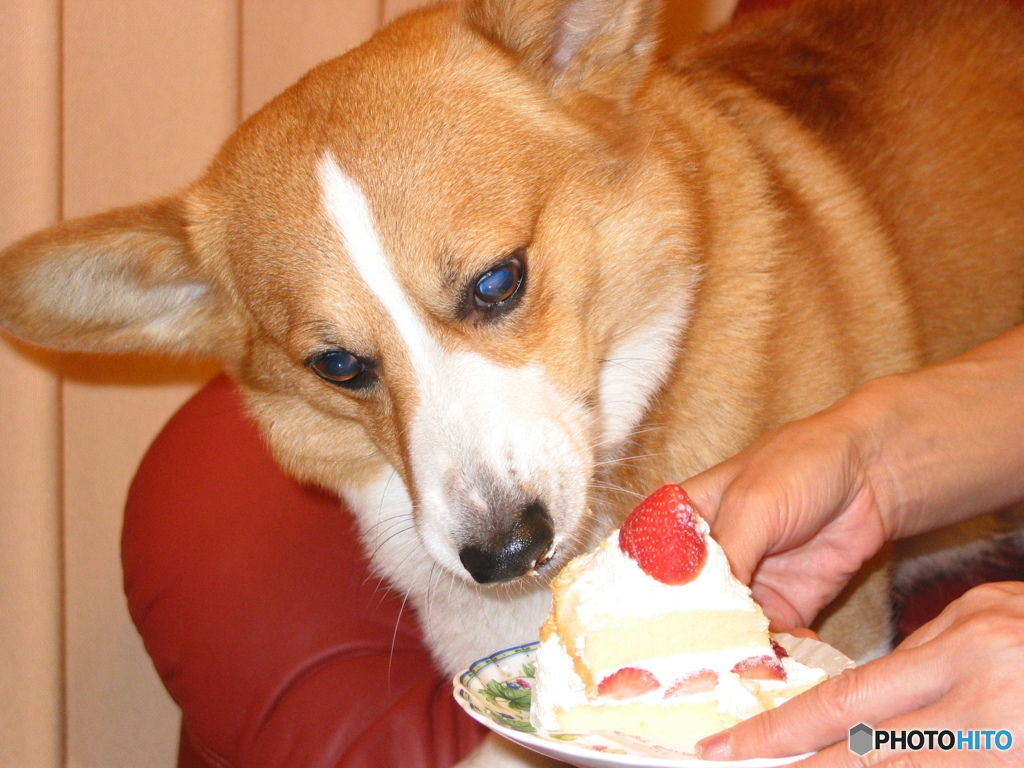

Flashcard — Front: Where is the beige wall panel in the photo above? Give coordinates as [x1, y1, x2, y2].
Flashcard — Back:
[60, 366, 210, 768]
[0, 346, 61, 768]
[0, 5, 64, 768]
[63, 2, 240, 212]
[241, 0, 381, 118]
[61, 0, 237, 766]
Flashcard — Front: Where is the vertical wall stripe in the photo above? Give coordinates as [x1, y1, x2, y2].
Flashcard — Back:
[59, 1, 234, 765]
[0, 2, 64, 766]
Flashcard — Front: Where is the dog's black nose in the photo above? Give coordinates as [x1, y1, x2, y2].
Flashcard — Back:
[459, 500, 554, 584]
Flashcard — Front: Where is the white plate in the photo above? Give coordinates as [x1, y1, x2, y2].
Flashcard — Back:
[453, 642, 815, 767]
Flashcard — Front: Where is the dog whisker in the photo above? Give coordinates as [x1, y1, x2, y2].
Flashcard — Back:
[588, 482, 644, 502]
[593, 450, 669, 468]
[387, 589, 412, 696]
[425, 562, 445, 629]
[367, 519, 417, 549]
[369, 524, 418, 566]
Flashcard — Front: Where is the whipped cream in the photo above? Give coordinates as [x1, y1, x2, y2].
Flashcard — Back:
[531, 514, 828, 734]
[532, 633, 587, 730]
[567, 520, 758, 626]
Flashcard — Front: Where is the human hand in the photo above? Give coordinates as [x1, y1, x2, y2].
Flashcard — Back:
[683, 324, 1024, 633]
[682, 394, 891, 631]
[696, 581, 1024, 765]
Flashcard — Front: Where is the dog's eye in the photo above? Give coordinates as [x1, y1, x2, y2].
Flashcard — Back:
[308, 350, 371, 388]
[473, 255, 524, 309]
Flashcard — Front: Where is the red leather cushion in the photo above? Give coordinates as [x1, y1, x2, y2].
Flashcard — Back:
[123, 375, 486, 768]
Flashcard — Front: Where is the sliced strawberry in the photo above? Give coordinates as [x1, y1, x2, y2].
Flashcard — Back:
[732, 655, 787, 682]
[664, 669, 718, 698]
[770, 638, 789, 659]
[597, 667, 660, 700]
[619, 484, 708, 585]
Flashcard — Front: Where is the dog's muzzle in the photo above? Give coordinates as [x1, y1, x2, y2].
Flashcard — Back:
[458, 500, 554, 584]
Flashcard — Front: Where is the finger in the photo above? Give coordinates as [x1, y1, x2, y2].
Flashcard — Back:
[696, 642, 954, 761]
[707, 484, 781, 584]
[680, 462, 738, 527]
[751, 581, 807, 631]
[682, 464, 777, 584]
[894, 607, 963, 654]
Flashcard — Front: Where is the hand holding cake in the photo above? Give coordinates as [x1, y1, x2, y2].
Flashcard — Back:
[695, 582, 1024, 765]
[528, 321, 1024, 764]
[531, 485, 845, 753]
[684, 325, 1024, 764]
[683, 325, 1024, 635]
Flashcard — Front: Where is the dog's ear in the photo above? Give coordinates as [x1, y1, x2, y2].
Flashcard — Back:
[463, 0, 659, 103]
[0, 197, 230, 355]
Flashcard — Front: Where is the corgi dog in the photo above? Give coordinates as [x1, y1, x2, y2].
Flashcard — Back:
[3, 0, 1024, 764]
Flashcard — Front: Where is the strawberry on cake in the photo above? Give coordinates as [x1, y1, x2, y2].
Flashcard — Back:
[531, 485, 828, 744]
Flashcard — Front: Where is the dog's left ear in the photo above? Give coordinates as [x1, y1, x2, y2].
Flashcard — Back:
[0, 197, 228, 355]
[463, 0, 659, 103]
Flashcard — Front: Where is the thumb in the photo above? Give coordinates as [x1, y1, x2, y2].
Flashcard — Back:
[685, 469, 808, 628]
[751, 582, 809, 633]
[703, 479, 779, 586]
[681, 465, 760, 584]
[680, 462, 736, 527]
[682, 461, 776, 585]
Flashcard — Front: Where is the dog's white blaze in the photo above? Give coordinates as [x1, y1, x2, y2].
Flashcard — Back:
[318, 157, 439, 372]
[319, 156, 459, 571]
[319, 155, 591, 578]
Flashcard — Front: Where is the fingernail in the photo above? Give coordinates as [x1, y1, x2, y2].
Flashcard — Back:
[696, 731, 733, 761]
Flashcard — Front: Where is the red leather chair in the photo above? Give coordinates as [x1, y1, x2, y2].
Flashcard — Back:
[121, 3, 1024, 766]
[124, 375, 485, 768]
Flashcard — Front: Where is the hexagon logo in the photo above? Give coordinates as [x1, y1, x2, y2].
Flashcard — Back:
[849, 723, 874, 756]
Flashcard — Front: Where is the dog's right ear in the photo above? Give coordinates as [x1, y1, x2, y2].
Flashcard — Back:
[0, 197, 231, 355]
[463, 0, 659, 104]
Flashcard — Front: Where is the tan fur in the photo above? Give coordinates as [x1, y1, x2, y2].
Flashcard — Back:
[3, 3, 1024, 750]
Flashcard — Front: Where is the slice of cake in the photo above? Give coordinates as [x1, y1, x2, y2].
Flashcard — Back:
[531, 484, 827, 744]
